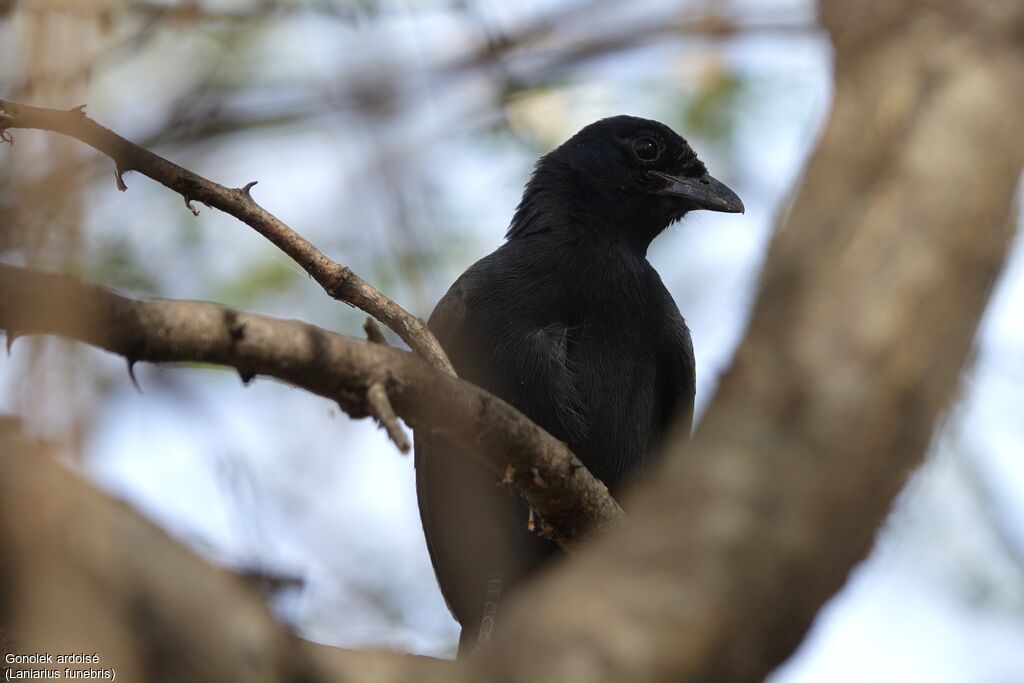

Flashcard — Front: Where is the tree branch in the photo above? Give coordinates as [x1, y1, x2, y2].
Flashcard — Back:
[366, 381, 412, 454]
[0, 427, 448, 683]
[0, 98, 454, 375]
[441, 1, 817, 79]
[363, 316, 390, 346]
[0, 263, 623, 550]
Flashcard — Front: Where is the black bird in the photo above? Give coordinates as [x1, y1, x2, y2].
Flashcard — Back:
[415, 115, 743, 656]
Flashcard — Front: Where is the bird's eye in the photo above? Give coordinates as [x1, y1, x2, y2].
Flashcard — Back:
[632, 136, 660, 162]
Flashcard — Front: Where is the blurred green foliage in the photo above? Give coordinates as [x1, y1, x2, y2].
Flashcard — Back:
[213, 257, 300, 307]
[87, 238, 159, 294]
[677, 69, 747, 150]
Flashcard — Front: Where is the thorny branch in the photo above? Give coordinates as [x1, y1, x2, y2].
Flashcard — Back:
[0, 263, 624, 550]
[0, 98, 454, 374]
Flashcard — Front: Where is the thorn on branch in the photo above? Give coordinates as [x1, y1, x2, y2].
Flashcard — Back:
[5, 330, 18, 355]
[114, 164, 127, 192]
[68, 104, 87, 116]
[183, 196, 200, 216]
[237, 368, 255, 385]
[240, 181, 258, 197]
[363, 317, 389, 346]
[126, 358, 144, 394]
[366, 382, 410, 454]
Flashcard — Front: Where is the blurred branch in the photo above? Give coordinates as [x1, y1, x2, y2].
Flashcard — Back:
[10, 0, 374, 23]
[0, 98, 455, 374]
[0, 428, 448, 683]
[14, 0, 255, 22]
[954, 444, 1024, 573]
[1, 5, 817, 204]
[444, 6, 818, 82]
[0, 263, 624, 549]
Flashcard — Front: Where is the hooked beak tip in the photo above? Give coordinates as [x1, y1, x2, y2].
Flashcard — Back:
[653, 171, 744, 215]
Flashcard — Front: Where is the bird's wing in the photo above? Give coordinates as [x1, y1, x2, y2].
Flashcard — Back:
[414, 272, 565, 647]
[659, 312, 696, 439]
[414, 278, 473, 620]
[492, 321, 589, 448]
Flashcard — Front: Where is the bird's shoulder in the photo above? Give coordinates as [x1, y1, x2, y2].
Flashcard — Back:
[429, 241, 563, 330]
[431, 238, 691, 344]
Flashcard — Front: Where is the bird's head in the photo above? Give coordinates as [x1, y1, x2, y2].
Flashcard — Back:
[507, 115, 743, 252]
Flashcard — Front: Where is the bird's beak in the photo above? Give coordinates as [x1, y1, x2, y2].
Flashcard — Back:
[651, 171, 745, 214]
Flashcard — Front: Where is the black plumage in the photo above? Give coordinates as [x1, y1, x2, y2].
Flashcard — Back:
[414, 115, 743, 655]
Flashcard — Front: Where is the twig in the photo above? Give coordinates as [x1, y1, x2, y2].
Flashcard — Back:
[366, 382, 411, 454]
[363, 317, 389, 346]
[0, 98, 454, 375]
